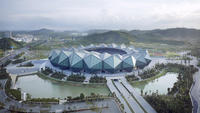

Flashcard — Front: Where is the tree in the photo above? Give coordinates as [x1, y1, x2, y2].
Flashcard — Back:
[91, 92, 95, 97]
[112, 92, 116, 97]
[141, 89, 143, 96]
[121, 104, 124, 110]
[67, 96, 72, 102]
[167, 88, 170, 93]
[80, 93, 85, 100]
[27, 93, 31, 100]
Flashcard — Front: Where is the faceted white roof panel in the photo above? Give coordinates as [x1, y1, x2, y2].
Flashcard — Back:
[76, 52, 85, 58]
[115, 54, 123, 60]
[100, 53, 111, 60]
[63, 51, 72, 57]
[84, 54, 101, 68]
[88, 44, 94, 48]
[58, 51, 69, 64]
[120, 44, 126, 49]
[144, 50, 151, 60]
[111, 43, 117, 48]
[137, 55, 147, 64]
[50, 50, 60, 60]
[99, 43, 107, 48]
[123, 56, 136, 67]
[69, 52, 83, 66]
[104, 55, 122, 68]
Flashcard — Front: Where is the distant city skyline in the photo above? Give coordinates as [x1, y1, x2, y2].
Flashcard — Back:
[0, 0, 200, 30]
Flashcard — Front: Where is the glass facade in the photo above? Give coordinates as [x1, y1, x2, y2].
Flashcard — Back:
[48, 44, 151, 73]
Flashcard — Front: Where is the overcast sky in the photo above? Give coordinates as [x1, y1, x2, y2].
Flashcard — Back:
[0, 0, 200, 31]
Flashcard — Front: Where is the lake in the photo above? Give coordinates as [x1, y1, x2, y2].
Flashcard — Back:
[132, 72, 178, 95]
[15, 75, 110, 99]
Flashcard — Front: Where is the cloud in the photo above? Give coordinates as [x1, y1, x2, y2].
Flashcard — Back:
[0, 0, 200, 30]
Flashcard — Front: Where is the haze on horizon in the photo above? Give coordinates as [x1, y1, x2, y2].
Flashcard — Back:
[0, 0, 200, 31]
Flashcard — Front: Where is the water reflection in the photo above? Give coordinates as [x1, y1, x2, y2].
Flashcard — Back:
[16, 75, 109, 99]
[133, 73, 178, 95]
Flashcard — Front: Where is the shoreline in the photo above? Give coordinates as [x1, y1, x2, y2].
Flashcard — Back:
[37, 72, 108, 88]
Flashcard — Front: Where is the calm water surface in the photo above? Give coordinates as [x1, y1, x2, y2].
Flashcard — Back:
[16, 75, 109, 99]
[16, 72, 178, 98]
[133, 72, 178, 95]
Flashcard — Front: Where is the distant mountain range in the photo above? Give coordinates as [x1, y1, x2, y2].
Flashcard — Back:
[1, 28, 199, 45]
[129, 28, 200, 44]
[79, 31, 135, 45]
[83, 28, 200, 45]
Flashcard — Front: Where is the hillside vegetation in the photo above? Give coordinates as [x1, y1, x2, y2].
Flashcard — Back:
[79, 31, 135, 45]
[129, 28, 200, 44]
[78, 29, 190, 45]
[0, 38, 23, 50]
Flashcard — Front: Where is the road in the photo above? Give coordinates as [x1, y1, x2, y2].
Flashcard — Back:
[114, 80, 145, 113]
[106, 78, 132, 113]
[6, 59, 46, 75]
[120, 77, 157, 113]
[190, 57, 200, 113]
[106, 76, 157, 113]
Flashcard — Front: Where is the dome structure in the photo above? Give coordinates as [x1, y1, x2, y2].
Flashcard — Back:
[49, 43, 151, 74]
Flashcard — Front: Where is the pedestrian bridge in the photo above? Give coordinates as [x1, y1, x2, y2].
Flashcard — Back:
[9, 71, 37, 89]
[10, 74, 17, 89]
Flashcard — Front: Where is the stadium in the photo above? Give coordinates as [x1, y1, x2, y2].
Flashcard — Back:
[48, 44, 151, 74]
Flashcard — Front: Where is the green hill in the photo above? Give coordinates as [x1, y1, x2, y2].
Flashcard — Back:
[129, 28, 200, 45]
[0, 38, 23, 50]
[79, 31, 135, 45]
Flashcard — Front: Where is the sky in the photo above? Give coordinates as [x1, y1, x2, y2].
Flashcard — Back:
[0, 0, 200, 31]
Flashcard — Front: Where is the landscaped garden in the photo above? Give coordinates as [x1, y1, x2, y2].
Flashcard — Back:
[17, 62, 34, 67]
[41, 67, 85, 82]
[67, 74, 85, 82]
[51, 72, 66, 80]
[0, 68, 10, 79]
[89, 75, 107, 83]
[143, 63, 198, 113]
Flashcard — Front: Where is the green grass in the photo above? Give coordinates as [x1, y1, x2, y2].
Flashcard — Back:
[27, 98, 59, 103]
[6, 89, 21, 101]
[0, 49, 3, 58]
[130, 70, 167, 86]
[165, 51, 180, 58]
